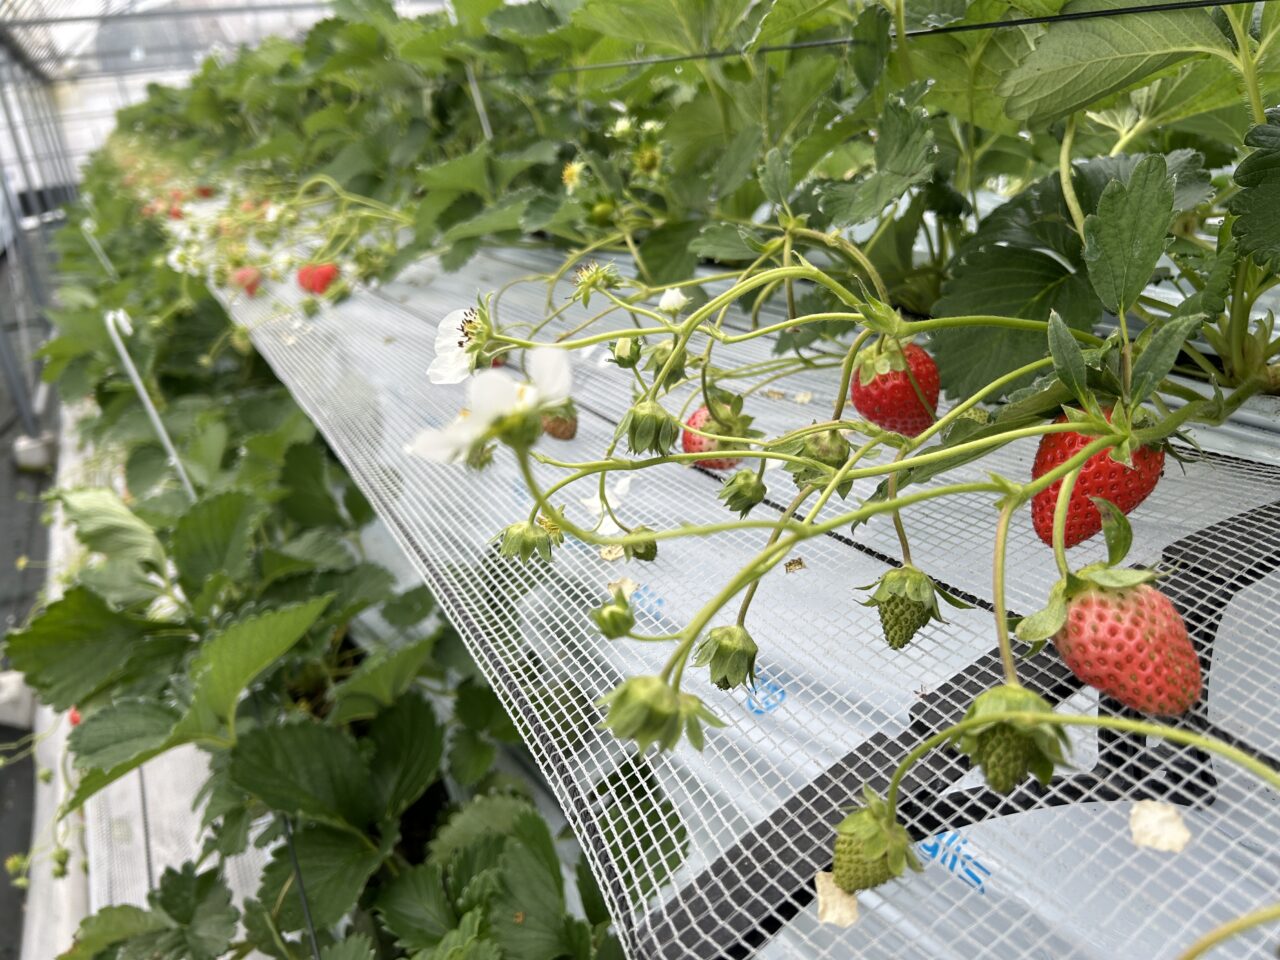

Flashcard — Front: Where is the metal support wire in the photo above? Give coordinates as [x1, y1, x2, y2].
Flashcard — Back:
[103, 307, 322, 958]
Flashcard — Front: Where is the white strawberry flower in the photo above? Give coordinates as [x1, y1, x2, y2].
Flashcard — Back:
[1129, 800, 1191, 852]
[165, 242, 202, 276]
[264, 203, 282, 223]
[658, 287, 690, 315]
[610, 116, 634, 137]
[411, 348, 572, 463]
[429, 307, 487, 385]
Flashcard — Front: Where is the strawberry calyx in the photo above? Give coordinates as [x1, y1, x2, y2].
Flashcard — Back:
[853, 338, 914, 386]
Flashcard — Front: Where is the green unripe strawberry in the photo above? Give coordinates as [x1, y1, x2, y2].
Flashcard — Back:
[860, 566, 969, 651]
[833, 819, 894, 892]
[969, 725, 1031, 795]
[831, 787, 921, 894]
[952, 685, 1071, 796]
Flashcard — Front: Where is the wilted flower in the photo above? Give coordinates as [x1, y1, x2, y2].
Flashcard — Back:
[572, 261, 622, 307]
[497, 518, 560, 564]
[718, 469, 767, 517]
[1130, 800, 1191, 852]
[591, 583, 635, 638]
[693, 624, 758, 690]
[624, 524, 658, 562]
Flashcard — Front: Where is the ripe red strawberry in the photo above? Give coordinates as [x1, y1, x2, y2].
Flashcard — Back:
[195, 185, 215, 198]
[298, 263, 339, 295]
[168, 204, 183, 221]
[1030, 414, 1164, 548]
[231, 265, 262, 297]
[1054, 583, 1201, 716]
[682, 405, 741, 470]
[69, 706, 81, 727]
[851, 343, 939, 436]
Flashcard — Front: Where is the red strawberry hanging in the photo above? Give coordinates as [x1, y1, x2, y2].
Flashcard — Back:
[231, 265, 262, 297]
[69, 706, 82, 727]
[298, 263, 339, 295]
[851, 342, 939, 437]
[1054, 583, 1201, 716]
[195, 185, 215, 198]
[1030, 413, 1164, 548]
[168, 204, 183, 221]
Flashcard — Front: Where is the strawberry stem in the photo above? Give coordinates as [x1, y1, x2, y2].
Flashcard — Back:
[735, 486, 814, 627]
[888, 449, 913, 566]
[991, 501, 1021, 687]
[1051, 466, 1082, 578]
[1177, 903, 1280, 960]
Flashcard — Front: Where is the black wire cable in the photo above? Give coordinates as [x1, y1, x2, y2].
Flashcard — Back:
[492, 0, 1274, 80]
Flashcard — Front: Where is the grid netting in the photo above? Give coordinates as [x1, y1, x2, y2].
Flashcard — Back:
[195, 222, 1278, 959]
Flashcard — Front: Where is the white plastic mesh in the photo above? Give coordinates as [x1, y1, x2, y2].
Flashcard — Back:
[210, 243, 1280, 960]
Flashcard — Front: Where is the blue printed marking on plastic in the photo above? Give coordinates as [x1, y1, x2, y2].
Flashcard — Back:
[918, 831, 991, 894]
[745, 670, 786, 715]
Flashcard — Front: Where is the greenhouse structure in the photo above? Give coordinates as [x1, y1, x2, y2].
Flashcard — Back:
[0, 0, 1276, 957]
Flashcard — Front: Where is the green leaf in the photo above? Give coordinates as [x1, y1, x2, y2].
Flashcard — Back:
[761, 148, 790, 206]
[58, 906, 170, 960]
[382, 584, 435, 626]
[330, 635, 435, 724]
[688, 223, 761, 261]
[377, 863, 457, 952]
[851, 5, 891, 91]
[489, 836, 570, 960]
[172, 491, 266, 601]
[429, 794, 537, 863]
[1129, 313, 1204, 403]
[638, 220, 702, 285]
[1079, 565, 1158, 588]
[229, 722, 374, 828]
[818, 98, 935, 226]
[368, 692, 442, 818]
[5, 587, 153, 710]
[998, 0, 1232, 122]
[320, 935, 376, 960]
[257, 825, 388, 931]
[1082, 154, 1175, 314]
[69, 700, 179, 772]
[57, 488, 166, 570]
[281, 444, 345, 527]
[1092, 497, 1133, 566]
[1047, 311, 1089, 405]
[933, 247, 1101, 397]
[448, 727, 496, 786]
[1230, 111, 1280, 264]
[1015, 581, 1068, 643]
[572, 0, 754, 53]
[151, 864, 238, 960]
[175, 597, 331, 738]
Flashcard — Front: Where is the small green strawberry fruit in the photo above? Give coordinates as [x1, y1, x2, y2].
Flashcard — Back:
[718, 468, 766, 517]
[860, 566, 968, 650]
[624, 525, 658, 562]
[693, 624, 758, 690]
[952, 685, 1070, 795]
[832, 787, 921, 893]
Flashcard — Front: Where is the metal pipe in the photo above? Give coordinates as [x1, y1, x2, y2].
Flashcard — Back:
[0, 61, 40, 217]
[13, 75, 56, 215]
[29, 83, 73, 203]
[2, 0, 442, 28]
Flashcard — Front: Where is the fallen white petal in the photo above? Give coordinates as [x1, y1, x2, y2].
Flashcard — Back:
[528, 347, 572, 404]
[608, 577, 639, 599]
[815, 872, 859, 927]
[1130, 800, 1191, 853]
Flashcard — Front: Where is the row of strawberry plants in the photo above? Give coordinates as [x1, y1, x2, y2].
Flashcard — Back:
[1, 151, 622, 960]
[20, 0, 1280, 952]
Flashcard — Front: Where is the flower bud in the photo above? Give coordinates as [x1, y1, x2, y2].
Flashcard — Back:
[803, 428, 851, 468]
[694, 625, 759, 690]
[718, 469, 766, 517]
[624, 524, 658, 562]
[612, 336, 642, 369]
[591, 585, 635, 639]
[622, 400, 679, 455]
[657, 287, 690, 315]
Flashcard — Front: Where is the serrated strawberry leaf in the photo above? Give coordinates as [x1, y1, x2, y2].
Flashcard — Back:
[1082, 155, 1175, 315]
[1129, 313, 1205, 404]
[1047, 310, 1089, 406]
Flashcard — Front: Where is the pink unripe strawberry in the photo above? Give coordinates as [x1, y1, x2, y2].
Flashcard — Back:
[1054, 583, 1201, 716]
[681, 405, 741, 471]
[231, 266, 262, 297]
